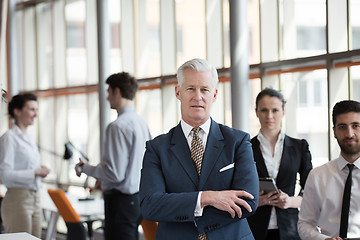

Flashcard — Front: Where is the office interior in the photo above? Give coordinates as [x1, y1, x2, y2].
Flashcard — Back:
[0, 0, 360, 238]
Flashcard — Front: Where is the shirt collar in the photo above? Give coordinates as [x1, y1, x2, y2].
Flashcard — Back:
[257, 129, 285, 144]
[117, 106, 134, 116]
[337, 154, 360, 170]
[181, 118, 211, 138]
[11, 123, 31, 142]
[11, 124, 23, 135]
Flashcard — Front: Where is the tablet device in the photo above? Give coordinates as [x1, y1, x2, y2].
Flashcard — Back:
[259, 177, 279, 194]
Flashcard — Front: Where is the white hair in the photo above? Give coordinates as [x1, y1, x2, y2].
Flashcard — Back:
[176, 58, 219, 88]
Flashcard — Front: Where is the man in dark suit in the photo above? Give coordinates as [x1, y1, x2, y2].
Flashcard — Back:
[139, 58, 259, 240]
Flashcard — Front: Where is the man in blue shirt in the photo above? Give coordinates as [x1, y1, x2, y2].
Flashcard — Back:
[75, 72, 151, 240]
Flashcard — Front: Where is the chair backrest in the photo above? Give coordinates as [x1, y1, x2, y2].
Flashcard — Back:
[48, 189, 81, 223]
[141, 219, 158, 240]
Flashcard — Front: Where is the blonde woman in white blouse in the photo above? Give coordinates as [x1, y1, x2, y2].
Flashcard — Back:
[0, 93, 49, 238]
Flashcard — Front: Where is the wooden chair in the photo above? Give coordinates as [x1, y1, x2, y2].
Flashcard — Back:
[47, 189, 87, 240]
[141, 219, 158, 240]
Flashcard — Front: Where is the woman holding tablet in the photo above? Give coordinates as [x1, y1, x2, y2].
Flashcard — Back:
[247, 88, 313, 240]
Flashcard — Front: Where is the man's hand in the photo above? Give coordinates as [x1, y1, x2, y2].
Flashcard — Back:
[35, 165, 50, 178]
[201, 190, 254, 218]
[75, 158, 84, 177]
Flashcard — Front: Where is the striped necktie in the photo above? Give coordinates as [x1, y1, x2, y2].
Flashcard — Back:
[190, 127, 208, 240]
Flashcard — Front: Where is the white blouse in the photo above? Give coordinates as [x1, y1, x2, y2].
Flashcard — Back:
[257, 130, 285, 229]
[0, 124, 41, 190]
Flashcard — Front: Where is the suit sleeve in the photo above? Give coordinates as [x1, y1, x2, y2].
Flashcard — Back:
[194, 132, 259, 233]
[140, 140, 199, 222]
[298, 139, 313, 196]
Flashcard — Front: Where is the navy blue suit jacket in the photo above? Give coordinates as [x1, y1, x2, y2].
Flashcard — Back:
[139, 120, 259, 240]
[247, 135, 312, 240]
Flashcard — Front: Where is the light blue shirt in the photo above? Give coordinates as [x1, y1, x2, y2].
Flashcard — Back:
[83, 106, 151, 194]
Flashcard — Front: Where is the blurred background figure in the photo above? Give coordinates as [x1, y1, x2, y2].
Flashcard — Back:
[247, 88, 313, 240]
[75, 72, 152, 240]
[0, 93, 50, 238]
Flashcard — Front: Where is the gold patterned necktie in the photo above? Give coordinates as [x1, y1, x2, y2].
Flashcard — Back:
[190, 127, 208, 240]
[191, 127, 205, 176]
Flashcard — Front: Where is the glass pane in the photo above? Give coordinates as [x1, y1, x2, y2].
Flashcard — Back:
[55, 96, 69, 184]
[38, 97, 58, 181]
[280, 0, 326, 59]
[68, 94, 88, 184]
[176, 0, 206, 67]
[350, 0, 360, 50]
[54, 0, 67, 88]
[223, 0, 230, 67]
[137, 89, 162, 137]
[36, 3, 53, 90]
[88, 92, 100, 166]
[23, 8, 37, 91]
[109, 0, 122, 73]
[281, 70, 328, 167]
[137, 0, 161, 78]
[65, 0, 87, 85]
[249, 78, 261, 138]
[248, 0, 260, 65]
[351, 66, 360, 101]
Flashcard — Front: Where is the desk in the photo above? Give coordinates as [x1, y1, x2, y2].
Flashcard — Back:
[41, 189, 104, 240]
[0, 232, 40, 240]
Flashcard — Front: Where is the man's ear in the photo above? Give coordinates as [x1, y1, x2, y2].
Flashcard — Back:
[175, 85, 181, 100]
[212, 88, 218, 102]
[114, 87, 122, 97]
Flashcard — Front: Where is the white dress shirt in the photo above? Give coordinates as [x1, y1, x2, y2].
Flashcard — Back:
[180, 118, 211, 217]
[257, 130, 285, 230]
[298, 155, 360, 240]
[0, 124, 41, 190]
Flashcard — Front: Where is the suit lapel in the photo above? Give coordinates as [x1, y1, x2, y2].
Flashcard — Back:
[170, 124, 199, 187]
[252, 138, 269, 177]
[199, 120, 224, 189]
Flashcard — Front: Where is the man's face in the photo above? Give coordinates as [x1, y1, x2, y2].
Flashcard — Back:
[175, 68, 217, 127]
[106, 86, 118, 110]
[333, 112, 360, 161]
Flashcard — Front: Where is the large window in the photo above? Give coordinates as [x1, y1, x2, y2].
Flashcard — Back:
[281, 70, 329, 167]
[2, 0, 360, 186]
[279, 0, 327, 59]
